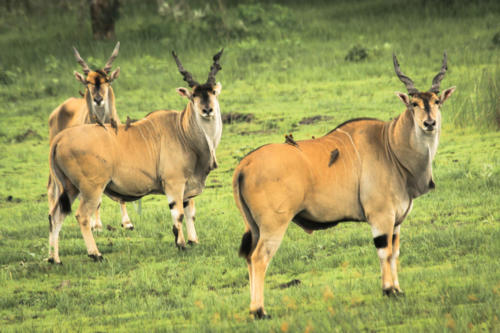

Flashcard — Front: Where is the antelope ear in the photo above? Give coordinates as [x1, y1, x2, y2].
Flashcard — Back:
[176, 87, 191, 98]
[213, 82, 222, 96]
[74, 71, 87, 85]
[439, 86, 456, 104]
[395, 91, 410, 106]
[109, 67, 120, 82]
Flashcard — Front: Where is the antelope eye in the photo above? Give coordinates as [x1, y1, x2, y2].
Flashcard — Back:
[435, 100, 440, 105]
[412, 102, 418, 107]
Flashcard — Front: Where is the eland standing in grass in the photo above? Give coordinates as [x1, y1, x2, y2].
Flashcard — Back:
[233, 53, 455, 318]
[47, 49, 224, 264]
[48, 42, 134, 231]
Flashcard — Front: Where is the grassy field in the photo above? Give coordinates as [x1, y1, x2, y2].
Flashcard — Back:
[0, 0, 499, 331]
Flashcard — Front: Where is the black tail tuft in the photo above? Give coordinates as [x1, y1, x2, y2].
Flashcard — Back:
[239, 231, 252, 258]
[58, 191, 71, 214]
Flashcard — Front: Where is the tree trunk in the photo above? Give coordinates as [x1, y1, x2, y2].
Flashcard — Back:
[89, 0, 119, 40]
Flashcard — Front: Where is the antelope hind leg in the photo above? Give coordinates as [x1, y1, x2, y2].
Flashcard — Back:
[249, 221, 289, 319]
[76, 194, 104, 261]
[48, 182, 78, 264]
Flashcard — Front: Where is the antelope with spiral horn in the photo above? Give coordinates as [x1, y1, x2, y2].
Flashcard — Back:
[233, 53, 455, 318]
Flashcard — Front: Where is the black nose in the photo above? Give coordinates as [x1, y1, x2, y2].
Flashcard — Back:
[424, 119, 436, 128]
[202, 107, 213, 115]
[94, 95, 103, 105]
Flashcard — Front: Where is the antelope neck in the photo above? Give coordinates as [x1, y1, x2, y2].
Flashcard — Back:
[85, 87, 116, 124]
[179, 102, 221, 170]
[386, 108, 437, 198]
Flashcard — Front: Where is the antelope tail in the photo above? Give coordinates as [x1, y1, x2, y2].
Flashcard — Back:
[234, 171, 259, 258]
[49, 143, 71, 215]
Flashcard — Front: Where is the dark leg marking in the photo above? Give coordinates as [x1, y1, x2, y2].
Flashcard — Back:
[328, 149, 339, 167]
[373, 234, 388, 248]
[168, 202, 176, 210]
[429, 178, 435, 189]
[392, 234, 397, 245]
[177, 214, 184, 223]
[48, 215, 52, 232]
[183, 201, 189, 208]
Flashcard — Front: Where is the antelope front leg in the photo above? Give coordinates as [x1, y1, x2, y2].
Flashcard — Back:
[166, 189, 186, 249]
[184, 199, 198, 245]
[390, 225, 403, 294]
[370, 216, 395, 296]
[120, 201, 134, 230]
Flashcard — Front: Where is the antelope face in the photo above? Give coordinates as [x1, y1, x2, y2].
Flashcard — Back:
[177, 83, 222, 119]
[410, 92, 441, 133]
[396, 87, 456, 134]
[74, 69, 120, 108]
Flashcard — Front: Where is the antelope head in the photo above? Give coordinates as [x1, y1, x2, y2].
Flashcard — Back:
[172, 49, 223, 120]
[73, 42, 121, 122]
[393, 52, 456, 134]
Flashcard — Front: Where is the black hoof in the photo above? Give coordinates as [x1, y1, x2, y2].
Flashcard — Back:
[88, 254, 104, 262]
[395, 289, 405, 297]
[383, 288, 396, 297]
[128, 226, 134, 231]
[251, 308, 271, 320]
[47, 258, 63, 265]
[176, 244, 186, 251]
[187, 240, 197, 246]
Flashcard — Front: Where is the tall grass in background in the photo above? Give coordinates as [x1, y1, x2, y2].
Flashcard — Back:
[1, 0, 499, 131]
[452, 67, 500, 130]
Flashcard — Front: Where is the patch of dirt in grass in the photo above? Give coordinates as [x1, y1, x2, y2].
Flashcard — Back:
[299, 115, 333, 125]
[222, 112, 255, 124]
[14, 129, 42, 142]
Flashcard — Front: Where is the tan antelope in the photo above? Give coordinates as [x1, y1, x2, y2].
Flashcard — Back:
[48, 42, 134, 231]
[233, 53, 455, 318]
[47, 49, 223, 264]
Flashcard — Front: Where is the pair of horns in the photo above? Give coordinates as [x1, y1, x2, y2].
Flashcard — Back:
[393, 52, 448, 95]
[73, 42, 120, 75]
[172, 49, 224, 87]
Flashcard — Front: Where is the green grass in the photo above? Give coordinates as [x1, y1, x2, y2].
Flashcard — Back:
[0, 0, 499, 331]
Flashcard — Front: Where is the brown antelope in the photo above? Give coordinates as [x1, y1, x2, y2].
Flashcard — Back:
[48, 42, 134, 231]
[47, 49, 223, 264]
[233, 53, 455, 318]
